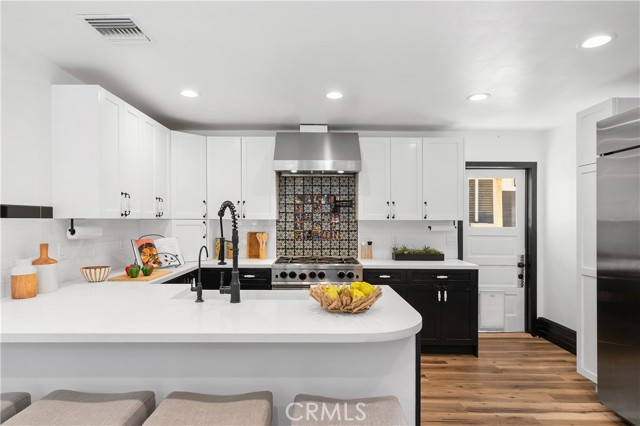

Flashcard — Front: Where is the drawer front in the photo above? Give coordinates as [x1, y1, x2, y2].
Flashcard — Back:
[408, 270, 472, 283]
[363, 269, 406, 284]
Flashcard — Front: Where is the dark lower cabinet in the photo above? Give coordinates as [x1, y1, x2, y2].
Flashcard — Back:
[364, 268, 478, 356]
[164, 268, 271, 290]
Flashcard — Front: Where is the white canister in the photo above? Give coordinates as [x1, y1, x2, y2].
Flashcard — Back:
[35, 263, 58, 293]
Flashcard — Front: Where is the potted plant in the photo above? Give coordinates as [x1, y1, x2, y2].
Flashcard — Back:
[392, 245, 444, 261]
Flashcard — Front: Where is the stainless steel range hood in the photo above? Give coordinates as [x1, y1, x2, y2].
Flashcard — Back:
[273, 130, 361, 173]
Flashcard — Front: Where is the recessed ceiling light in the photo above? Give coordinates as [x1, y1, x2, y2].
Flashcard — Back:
[290, 170, 298, 174]
[579, 34, 615, 49]
[326, 91, 343, 100]
[180, 89, 199, 98]
[467, 93, 491, 101]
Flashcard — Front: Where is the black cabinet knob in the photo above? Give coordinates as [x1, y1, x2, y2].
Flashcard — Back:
[518, 274, 524, 279]
[517, 262, 525, 268]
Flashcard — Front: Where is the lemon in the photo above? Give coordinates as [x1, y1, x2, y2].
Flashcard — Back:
[349, 288, 365, 301]
[325, 286, 339, 300]
[359, 281, 375, 296]
[351, 282, 362, 291]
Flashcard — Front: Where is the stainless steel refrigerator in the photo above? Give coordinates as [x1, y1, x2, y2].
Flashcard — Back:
[597, 106, 640, 425]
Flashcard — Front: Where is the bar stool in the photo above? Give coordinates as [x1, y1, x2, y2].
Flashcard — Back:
[290, 394, 408, 426]
[142, 391, 273, 426]
[0, 393, 31, 423]
[3, 389, 155, 426]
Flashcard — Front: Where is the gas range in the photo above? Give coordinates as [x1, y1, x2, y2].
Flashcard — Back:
[272, 256, 363, 289]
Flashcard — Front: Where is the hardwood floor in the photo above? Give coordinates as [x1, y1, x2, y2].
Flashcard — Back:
[421, 333, 627, 425]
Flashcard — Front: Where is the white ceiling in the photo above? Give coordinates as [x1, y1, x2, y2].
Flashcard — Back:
[2, 1, 639, 131]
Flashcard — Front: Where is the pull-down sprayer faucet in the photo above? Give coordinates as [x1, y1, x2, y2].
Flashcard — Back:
[217, 200, 241, 303]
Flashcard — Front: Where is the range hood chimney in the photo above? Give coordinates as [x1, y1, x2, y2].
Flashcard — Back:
[274, 125, 361, 173]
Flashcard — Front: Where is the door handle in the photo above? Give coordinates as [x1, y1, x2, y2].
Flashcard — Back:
[444, 290, 448, 302]
[242, 200, 246, 219]
[386, 201, 390, 220]
[202, 221, 207, 239]
[202, 200, 207, 218]
[436, 275, 448, 280]
[391, 201, 396, 219]
[242, 274, 256, 278]
[517, 254, 525, 288]
[423, 201, 427, 220]
[437, 289, 441, 302]
[379, 275, 391, 279]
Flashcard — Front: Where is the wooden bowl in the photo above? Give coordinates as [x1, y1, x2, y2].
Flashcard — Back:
[310, 284, 383, 313]
[80, 266, 111, 282]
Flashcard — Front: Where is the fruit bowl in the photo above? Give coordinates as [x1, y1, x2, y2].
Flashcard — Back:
[309, 282, 383, 313]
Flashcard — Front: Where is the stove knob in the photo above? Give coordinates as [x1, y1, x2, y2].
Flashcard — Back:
[337, 271, 346, 279]
[346, 271, 355, 279]
[289, 271, 297, 279]
[308, 271, 317, 279]
[279, 271, 288, 279]
[299, 273, 307, 280]
[318, 271, 326, 279]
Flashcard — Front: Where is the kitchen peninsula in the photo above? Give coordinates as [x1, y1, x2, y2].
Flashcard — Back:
[1, 279, 422, 425]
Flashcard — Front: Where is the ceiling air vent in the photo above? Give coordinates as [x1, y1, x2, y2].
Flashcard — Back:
[81, 16, 151, 43]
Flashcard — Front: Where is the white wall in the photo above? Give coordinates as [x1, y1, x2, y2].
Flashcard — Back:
[543, 120, 578, 329]
[0, 35, 142, 296]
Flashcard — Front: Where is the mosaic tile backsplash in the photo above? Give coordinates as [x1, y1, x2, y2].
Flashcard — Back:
[276, 175, 358, 256]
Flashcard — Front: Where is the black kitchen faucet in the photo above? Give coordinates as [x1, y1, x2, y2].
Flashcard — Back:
[217, 200, 241, 303]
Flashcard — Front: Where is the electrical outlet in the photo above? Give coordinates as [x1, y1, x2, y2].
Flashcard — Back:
[446, 234, 457, 245]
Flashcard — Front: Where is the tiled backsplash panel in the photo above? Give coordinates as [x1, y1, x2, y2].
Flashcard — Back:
[276, 175, 358, 256]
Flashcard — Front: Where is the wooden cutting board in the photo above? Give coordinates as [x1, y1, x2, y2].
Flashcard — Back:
[108, 269, 172, 282]
[247, 232, 260, 259]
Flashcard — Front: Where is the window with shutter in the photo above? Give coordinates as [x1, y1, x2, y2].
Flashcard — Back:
[468, 177, 516, 227]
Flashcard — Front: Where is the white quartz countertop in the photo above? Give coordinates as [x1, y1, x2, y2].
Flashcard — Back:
[1, 281, 422, 344]
[359, 259, 478, 269]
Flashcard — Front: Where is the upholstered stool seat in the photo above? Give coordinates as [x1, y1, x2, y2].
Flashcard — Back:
[3, 389, 155, 426]
[0, 392, 31, 423]
[290, 394, 408, 426]
[142, 391, 272, 426]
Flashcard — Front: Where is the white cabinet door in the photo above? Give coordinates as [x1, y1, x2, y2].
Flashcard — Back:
[140, 116, 157, 218]
[241, 137, 276, 220]
[207, 137, 242, 218]
[171, 131, 207, 219]
[120, 104, 143, 218]
[98, 88, 123, 218]
[577, 163, 598, 382]
[423, 138, 464, 220]
[390, 138, 422, 220]
[358, 138, 391, 220]
[171, 220, 208, 262]
[154, 124, 171, 218]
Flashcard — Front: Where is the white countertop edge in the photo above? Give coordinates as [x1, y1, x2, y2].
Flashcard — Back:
[0, 324, 422, 344]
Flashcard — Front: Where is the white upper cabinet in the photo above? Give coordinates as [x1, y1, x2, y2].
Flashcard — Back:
[577, 98, 640, 167]
[358, 138, 422, 220]
[120, 104, 143, 218]
[358, 138, 391, 220]
[207, 137, 242, 218]
[52, 85, 127, 218]
[154, 124, 171, 218]
[422, 138, 464, 220]
[242, 137, 277, 220]
[390, 138, 423, 220]
[140, 116, 157, 218]
[171, 131, 207, 219]
[207, 136, 276, 220]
